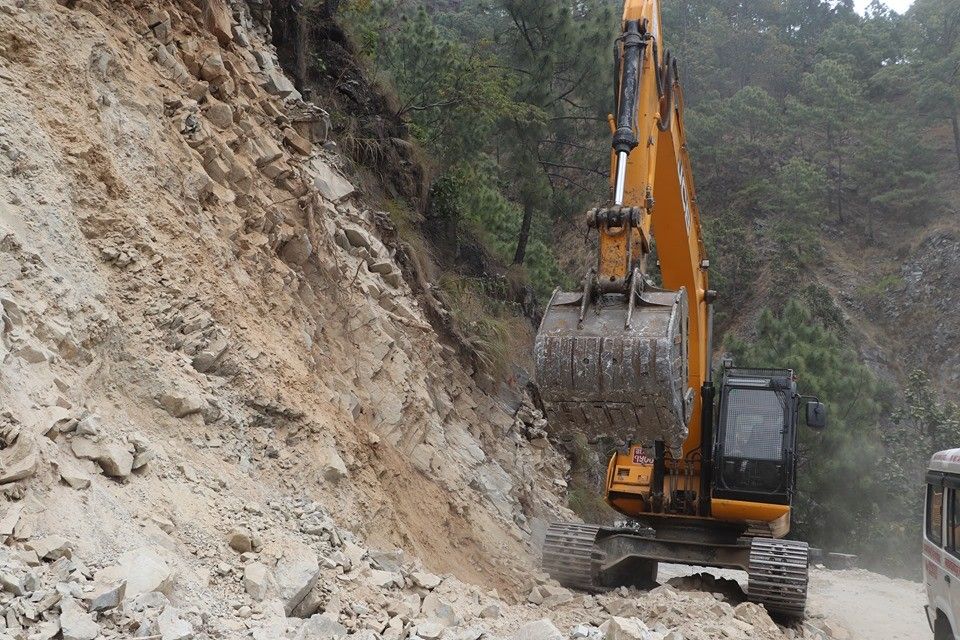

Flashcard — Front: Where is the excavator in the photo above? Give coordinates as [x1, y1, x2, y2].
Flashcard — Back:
[534, 0, 828, 618]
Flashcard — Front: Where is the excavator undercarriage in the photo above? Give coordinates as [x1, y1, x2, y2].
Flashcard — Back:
[532, 0, 827, 620]
[542, 522, 810, 617]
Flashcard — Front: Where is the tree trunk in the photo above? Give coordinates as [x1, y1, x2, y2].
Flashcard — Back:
[513, 201, 534, 265]
[836, 152, 843, 224]
[951, 110, 960, 174]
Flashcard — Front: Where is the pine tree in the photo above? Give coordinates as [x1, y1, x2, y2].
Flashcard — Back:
[726, 301, 885, 558]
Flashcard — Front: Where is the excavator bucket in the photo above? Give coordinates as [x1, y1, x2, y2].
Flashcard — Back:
[534, 287, 691, 454]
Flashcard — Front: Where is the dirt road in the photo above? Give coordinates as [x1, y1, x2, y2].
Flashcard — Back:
[807, 568, 928, 639]
[659, 564, 929, 639]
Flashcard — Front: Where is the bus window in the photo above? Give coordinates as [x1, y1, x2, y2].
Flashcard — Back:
[950, 487, 960, 555]
[929, 483, 944, 546]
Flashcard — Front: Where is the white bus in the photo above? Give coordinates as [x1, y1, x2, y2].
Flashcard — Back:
[924, 449, 960, 640]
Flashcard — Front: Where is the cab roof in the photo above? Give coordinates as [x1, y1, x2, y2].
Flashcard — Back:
[929, 449, 960, 474]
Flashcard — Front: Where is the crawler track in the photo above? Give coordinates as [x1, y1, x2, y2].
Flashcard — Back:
[747, 537, 810, 617]
[542, 522, 602, 591]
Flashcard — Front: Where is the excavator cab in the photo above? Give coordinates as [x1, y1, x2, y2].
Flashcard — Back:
[713, 367, 800, 506]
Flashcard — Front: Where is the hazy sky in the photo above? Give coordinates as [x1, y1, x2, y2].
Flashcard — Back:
[854, 0, 914, 13]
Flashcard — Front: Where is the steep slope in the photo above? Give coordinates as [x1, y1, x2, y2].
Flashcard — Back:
[0, 0, 577, 630]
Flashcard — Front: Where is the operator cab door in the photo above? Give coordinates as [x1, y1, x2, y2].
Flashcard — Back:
[713, 380, 794, 505]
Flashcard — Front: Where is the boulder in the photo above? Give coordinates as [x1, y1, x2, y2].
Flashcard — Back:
[70, 437, 133, 478]
[0, 436, 39, 484]
[192, 337, 229, 374]
[228, 527, 254, 553]
[367, 568, 402, 589]
[369, 549, 404, 573]
[733, 602, 778, 634]
[275, 541, 321, 616]
[341, 225, 376, 253]
[75, 415, 100, 436]
[58, 459, 92, 489]
[387, 592, 421, 618]
[88, 580, 126, 611]
[96, 548, 174, 597]
[95, 442, 134, 477]
[367, 260, 394, 276]
[202, 0, 233, 47]
[412, 570, 442, 590]
[60, 598, 100, 640]
[280, 234, 313, 266]
[311, 159, 355, 201]
[159, 392, 204, 418]
[0, 571, 24, 595]
[198, 51, 228, 83]
[417, 622, 447, 640]
[294, 614, 348, 639]
[538, 584, 573, 608]
[205, 102, 234, 129]
[422, 592, 458, 626]
[382, 271, 403, 288]
[283, 127, 313, 156]
[599, 617, 649, 640]
[513, 619, 564, 640]
[263, 69, 296, 97]
[30, 535, 73, 561]
[318, 446, 348, 482]
[0, 504, 22, 537]
[244, 562, 274, 601]
[157, 605, 194, 640]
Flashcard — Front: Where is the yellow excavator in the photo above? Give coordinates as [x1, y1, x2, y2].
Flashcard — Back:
[534, 0, 828, 617]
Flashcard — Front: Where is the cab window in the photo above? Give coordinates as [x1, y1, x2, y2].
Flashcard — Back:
[928, 483, 944, 546]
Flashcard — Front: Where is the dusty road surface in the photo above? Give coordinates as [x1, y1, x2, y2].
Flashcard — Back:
[660, 564, 929, 640]
[807, 568, 929, 640]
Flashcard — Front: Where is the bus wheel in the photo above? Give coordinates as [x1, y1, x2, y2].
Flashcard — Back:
[935, 614, 955, 640]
